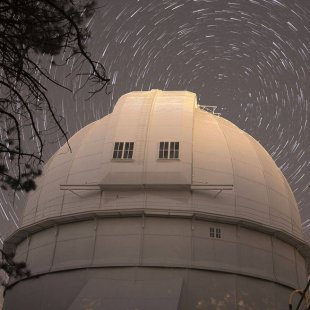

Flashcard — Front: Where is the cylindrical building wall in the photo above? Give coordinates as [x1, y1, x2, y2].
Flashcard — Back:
[4, 216, 309, 309]
[2, 267, 303, 309]
[12, 217, 307, 288]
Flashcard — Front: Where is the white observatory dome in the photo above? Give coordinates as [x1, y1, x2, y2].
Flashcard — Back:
[3, 90, 309, 310]
[23, 90, 302, 238]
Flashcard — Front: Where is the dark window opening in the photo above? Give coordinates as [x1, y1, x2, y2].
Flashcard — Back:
[113, 142, 134, 159]
[123, 142, 134, 159]
[159, 141, 179, 159]
[210, 227, 221, 239]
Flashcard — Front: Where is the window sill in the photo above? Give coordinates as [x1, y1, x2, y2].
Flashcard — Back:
[157, 158, 180, 161]
[111, 159, 134, 162]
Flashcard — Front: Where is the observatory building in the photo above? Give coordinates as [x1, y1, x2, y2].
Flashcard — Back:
[3, 90, 310, 309]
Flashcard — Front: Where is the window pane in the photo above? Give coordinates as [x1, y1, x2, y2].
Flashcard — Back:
[124, 142, 129, 158]
[116, 150, 122, 159]
[169, 142, 179, 159]
[113, 142, 122, 159]
[122, 142, 134, 159]
[210, 227, 215, 238]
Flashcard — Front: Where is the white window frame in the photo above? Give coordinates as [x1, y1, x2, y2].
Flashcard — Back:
[159, 141, 179, 159]
[113, 142, 134, 159]
[210, 227, 221, 239]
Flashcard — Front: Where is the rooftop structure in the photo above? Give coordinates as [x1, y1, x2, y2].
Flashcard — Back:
[3, 90, 310, 309]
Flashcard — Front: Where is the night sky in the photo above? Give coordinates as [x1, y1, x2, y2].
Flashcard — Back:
[0, 0, 309, 243]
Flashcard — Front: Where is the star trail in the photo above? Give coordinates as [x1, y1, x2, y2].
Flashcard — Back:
[0, 0, 309, 242]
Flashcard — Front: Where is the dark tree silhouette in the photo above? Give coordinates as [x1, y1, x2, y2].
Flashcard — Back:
[0, 0, 110, 192]
[0, 249, 30, 289]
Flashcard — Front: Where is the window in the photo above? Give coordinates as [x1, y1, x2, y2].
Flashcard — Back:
[210, 227, 221, 239]
[209, 227, 215, 238]
[123, 142, 134, 159]
[159, 141, 179, 159]
[113, 142, 134, 159]
[159, 142, 169, 159]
